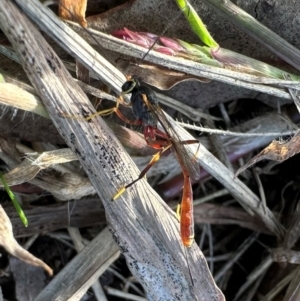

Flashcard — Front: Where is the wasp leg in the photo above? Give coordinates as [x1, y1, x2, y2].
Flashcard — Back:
[112, 144, 172, 201]
[176, 203, 181, 221]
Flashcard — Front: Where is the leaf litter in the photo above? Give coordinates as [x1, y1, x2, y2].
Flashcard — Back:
[1, 0, 300, 300]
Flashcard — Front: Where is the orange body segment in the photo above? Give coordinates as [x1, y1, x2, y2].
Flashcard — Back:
[180, 172, 194, 247]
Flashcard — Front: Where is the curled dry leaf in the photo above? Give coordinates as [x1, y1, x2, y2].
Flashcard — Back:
[235, 132, 300, 177]
[118, 60, 210, 90]
[0, 205, 53, 276]
[1, 149, 77, 186]
[0, 83, 49, 118]
[59, 0, 87, 28]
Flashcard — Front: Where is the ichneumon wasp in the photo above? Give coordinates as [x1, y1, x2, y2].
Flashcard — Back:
[110, 75, 201, 247]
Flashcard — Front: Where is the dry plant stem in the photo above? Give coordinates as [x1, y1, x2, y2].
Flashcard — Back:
[243, 270, 266, 301]
[178, 123, 298, 137]
[0, 44, 207, 123]
[204, 116, 233, 172]
[15, 5, 126, 96]
[0, 45, 117, 103]
[0, 1, 225, 300]
[167, 116, 284, 238]
[157, 93, 215, 122]
[214, 232, 259, 282]
[23, 234, 39, 250]
[0, 82, 49, 118]
[252, 168, 267, 214]
[46, 233, 76, 250]
[2, 149, 78, 185]
[0, 138, 96, 201]
[262, 268, 298, 301]
[107, 267, 144, 296]
[192, 203, 271, 234]
[7, 198, 105, 239]
[35, 228, 120, 301]
[283, 213, 300, 249]
[106, 287, 147, 301]
[69, 24, 300, 98]
[68, 228, 108, 301]
[202, 0, 300, 72]
[233, 256, 272, 300]
[283, 266, 300, 301]
[192, 188, 229, 206]
[284, 73, 300, 114]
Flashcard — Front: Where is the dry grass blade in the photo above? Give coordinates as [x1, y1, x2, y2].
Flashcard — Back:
[192, 203, 271, 234]
[261, 268, 298, 301]
[106, 287, 147, 301]
[233, 256, 273, 300]
[283, 213, 300, 250]
[6, 198, 105, 238]
[1, 149, 77, 186]
[0, 0, 224, 300]
[0, 138, 96, 201]
[0, 82, 49, 118]
[166, 115, 284, 239]
[34, 227, 120, 301]
[214, 232, 259, 282]
[283, 266, 300, 301]
[0, 205, 52, 276]
[68, 228, 109, 301]
[69, 22, 300, 99]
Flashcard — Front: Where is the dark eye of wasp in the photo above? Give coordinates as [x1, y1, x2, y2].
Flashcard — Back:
[121, 79, 138, 94]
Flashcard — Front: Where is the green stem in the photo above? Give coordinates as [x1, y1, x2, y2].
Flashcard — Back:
[202, 0, 300, 72]
[0, 173, 28, 227]
[175, 0, 219, 48]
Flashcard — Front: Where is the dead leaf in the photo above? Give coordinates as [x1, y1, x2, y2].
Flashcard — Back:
[59, 0, 89, 84]
[59, 0, 87, 28]
[118, 60, 210, 90]
[235, 132, 300, 177]
[0, 205, 53, 276]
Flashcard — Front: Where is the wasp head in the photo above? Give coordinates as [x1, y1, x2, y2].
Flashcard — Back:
[121, 76, 142, 95]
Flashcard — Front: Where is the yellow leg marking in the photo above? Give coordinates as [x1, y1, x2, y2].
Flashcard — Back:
[62, 108, 116, 121]
[85, 108, 116, 120]
[176, 204, 181, 221]
[112, 187, 126, 201]
[86, 95, 125, 121]
[194, 143, 201, 158]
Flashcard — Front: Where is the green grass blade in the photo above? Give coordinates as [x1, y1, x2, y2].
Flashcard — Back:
[0, 172, 28, 227]
[175, 0, 219, 48]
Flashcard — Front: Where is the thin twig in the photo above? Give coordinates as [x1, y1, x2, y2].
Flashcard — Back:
[177, 122, 298, 137]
